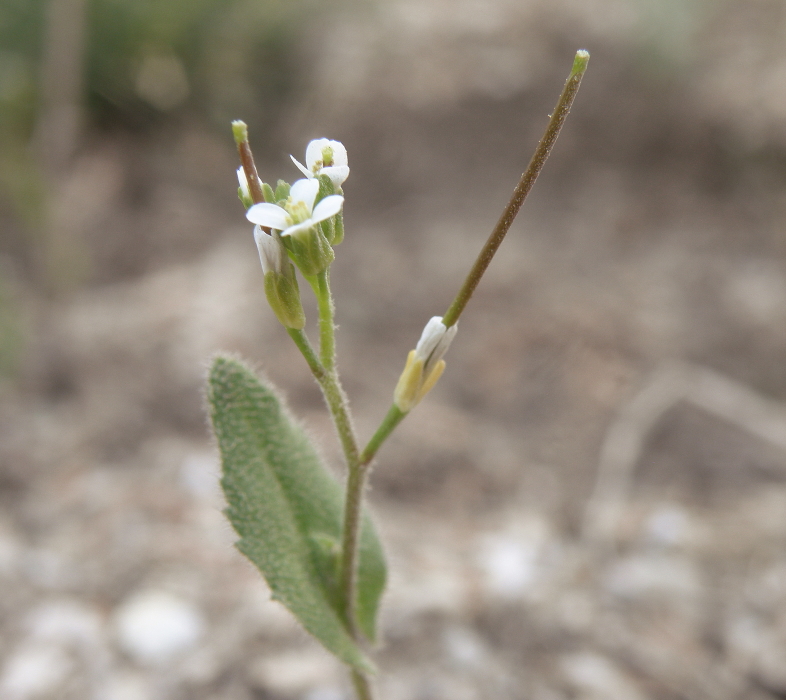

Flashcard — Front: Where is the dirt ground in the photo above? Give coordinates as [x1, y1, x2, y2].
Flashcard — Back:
[2, 1, 786, 699]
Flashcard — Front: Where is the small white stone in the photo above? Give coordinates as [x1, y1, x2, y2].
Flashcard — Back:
[302, 686, 348, 700]
[442, 625, 488, 668]
[562, 652, 646, 700]
[113, 590, 206, 666]
[605, 554, 702, 600]
[26, 599, 103, 646]
[476, 521, 548, 599]
[179, 451, 221, 502]
[99, 671, 152, 700]
[0, 643, 73, 700]
[248, 649, 342, 694]
[643, 505, 690, 547]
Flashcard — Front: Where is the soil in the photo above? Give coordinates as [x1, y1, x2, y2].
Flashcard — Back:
[2, 1, 786, 699]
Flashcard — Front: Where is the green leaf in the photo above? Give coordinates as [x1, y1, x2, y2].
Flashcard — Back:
[207, 356, 386, 670]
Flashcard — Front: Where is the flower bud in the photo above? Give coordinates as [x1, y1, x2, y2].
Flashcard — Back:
[282, 225, 335, 277]
[254, 226, 305, 329]
[393, 316, 457, 413]
[237, 167, 254, 209]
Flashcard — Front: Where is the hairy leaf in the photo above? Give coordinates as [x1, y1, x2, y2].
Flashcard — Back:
[208, 356, 385, 670]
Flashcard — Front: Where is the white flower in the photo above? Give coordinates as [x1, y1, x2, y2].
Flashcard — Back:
[393, 316, 457, 413]
[253, 225, 284, 275]
[237, 166, 262, 202]
[245, 178, 344, 239]
[414, 316, 458, 377]
[290, 138, 349, 187]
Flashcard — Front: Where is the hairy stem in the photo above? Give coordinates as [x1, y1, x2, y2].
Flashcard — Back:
[442, 50, 589, 328]
[351, 669, 376, 700]
[307, 266, 365, 643]
[360, 404, 406, 467]
[286, 328, 324, 380]
[316, 269, 336, 371]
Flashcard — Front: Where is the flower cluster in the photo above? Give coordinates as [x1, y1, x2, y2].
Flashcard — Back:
[237, 139, 349, 326]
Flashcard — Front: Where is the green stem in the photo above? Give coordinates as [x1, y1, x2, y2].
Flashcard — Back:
[236, 125, 375, 697]
[288, 323, 368, 650]
[316, 269, 336, 371]
[442, 49, 589, 328]
[292, 273, 365, 643]
[360, 404, 406, 466]
[320, 370, 360, 476]
[286, 328, 324, 379]
[351, 669, 376, 700]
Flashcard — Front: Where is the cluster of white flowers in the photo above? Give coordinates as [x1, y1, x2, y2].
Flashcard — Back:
[246, 178, 344, 241]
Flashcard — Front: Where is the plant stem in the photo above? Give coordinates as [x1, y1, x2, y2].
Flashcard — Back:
[360, 404, 406, 466]
[232, 120, 265, 205]
[441, 50, 589, 328]
[305, 267, 365, 640]
[235, 125, 375, 698]
[351, 669, 376, 700]
[289, 310, 372, 692]
[316, 269, 336, 371]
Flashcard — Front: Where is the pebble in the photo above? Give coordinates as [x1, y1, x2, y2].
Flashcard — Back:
[0, 643, 73, 700]
[561, 652, 647, 700]
[604, 554, 702, 600]
[247, 648, 342, 694]
[113, 590, 206, 666]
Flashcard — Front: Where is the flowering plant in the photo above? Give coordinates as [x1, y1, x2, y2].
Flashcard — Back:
[208, 51, 589, 700]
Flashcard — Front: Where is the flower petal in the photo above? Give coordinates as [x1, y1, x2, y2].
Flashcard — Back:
[325, 140, 348, 167]
[246, 203, 291, 230]
[280, 220, 315, 239]
[289, 178, 320, 212]
[237, 167, 250, 197]
[290, 155, 313, 179]
[311, 195, 344, 223]
[305, 138, 330, 170]
[254, 225, 283, 275]
[321, 165, 350, 187]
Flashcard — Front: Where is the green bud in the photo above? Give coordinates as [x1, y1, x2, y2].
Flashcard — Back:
[316, 174, 339, 245]
[238, 187, 253, 210]
[262, 182, 276, 203]
[231, 120, 248, 145]
[332, 211, 345, 246]
[282, 225, 335, 277]
[255, 227, 306, 329]
[264, 265, 306, 329]
[274, 180, 291, 203]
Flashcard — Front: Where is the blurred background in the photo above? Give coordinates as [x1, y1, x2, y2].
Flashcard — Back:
[2, 0, 786, 698]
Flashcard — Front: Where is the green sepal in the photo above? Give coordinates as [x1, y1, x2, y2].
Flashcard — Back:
[238, 187, 253, 210]
[275, 179, 291, 203]
[208, 358, 386, 669]
[317, 173, 335, 198]
[263, 263, 306, 330]
[332, 210, 345, 246]
[316, 174, 337, 245]
[283, 226, 335, 276]
[262, 182, 276, 203]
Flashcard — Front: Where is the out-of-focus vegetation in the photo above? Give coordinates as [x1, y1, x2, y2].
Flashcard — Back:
[0, 0, 328, 271]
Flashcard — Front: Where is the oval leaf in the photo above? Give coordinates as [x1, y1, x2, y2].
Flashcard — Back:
[207, 356, 385, 670]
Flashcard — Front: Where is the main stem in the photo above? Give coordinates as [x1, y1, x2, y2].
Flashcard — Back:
[308, 270, 371, 690]
[235, 122, 375, 695]
[316, 269, 336, 371]
[291, 319, 373, 691]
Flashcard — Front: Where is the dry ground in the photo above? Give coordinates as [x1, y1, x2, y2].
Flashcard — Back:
[2, 1, 786, 698]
